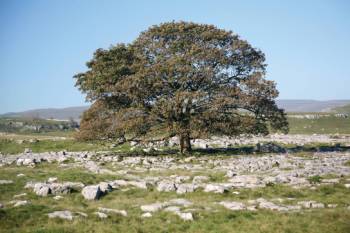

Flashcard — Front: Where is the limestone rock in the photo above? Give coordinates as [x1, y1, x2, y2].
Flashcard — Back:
[13, 193, 27, 199]
[297, 201, 325, 209]
[176, 212, 193, 221]
[98, 207, 127, 217]
[167, 199, 193, 207]
[141, 212, 152, 218]
[141, 203, 165, 212]
[13, 200, 30, 207]
[34, 183, 51, 196]
[81, 185, 103, 200]
[98, 182, 112, 193]
[0, 180, 13, 185]
[48, 177, 58, 183]
[157, 180, 176, 192]
[48, 210, 73, 220]
[219, 201, 245, 210]
[176, 183, 196, 194]
[204, 184, 228, 193]
[95, 212, 108, 218]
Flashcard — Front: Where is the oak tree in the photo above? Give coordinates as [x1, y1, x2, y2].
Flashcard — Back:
[74, 22, 288, 153]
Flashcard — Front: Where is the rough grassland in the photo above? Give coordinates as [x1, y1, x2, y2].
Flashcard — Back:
[287, 116, 350, 134]
[1, 159, 350, 233]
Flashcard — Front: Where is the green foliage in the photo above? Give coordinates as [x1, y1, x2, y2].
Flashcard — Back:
[74, 21, 288, 152]
[308, 175, 323, 184]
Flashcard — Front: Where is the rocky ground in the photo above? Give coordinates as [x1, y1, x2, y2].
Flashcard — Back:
[1, 141, 350, 232]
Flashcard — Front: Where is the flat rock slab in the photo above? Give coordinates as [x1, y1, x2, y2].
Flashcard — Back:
[98, 207, 127, 217]
[81, 185, 103, 200]
[0, 180, 13, 185]
[48, 211, 74, 220]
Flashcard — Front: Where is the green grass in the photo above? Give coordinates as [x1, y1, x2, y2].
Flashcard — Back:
[287, 116, 350, 134]
[0, 163, 350, 233]
[0, 117, 78, 135]
[0, 139, 109, 154]
[308, 175, 322, 184]
[332, 104, 350, 115]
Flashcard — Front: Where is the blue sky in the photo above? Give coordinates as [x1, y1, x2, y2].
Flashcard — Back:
[1, 0, 350, 113]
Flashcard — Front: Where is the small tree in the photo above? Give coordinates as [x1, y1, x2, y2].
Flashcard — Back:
[74, 22, 288, 153]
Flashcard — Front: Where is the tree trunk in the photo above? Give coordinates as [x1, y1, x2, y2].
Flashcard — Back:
[180, 135, 185, 154]
[179, 133, 192, 154]
[184, 134, 192, 153]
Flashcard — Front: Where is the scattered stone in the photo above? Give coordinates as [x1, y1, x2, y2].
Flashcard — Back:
[141, 203, 165, 212]
[24, 148, 32, 154]
[48, 210, 73, 220]
[204, 184, 228, 193]
[164, 206, 181, 213]
[98, 182, 113, 193]
[0, 180, 13, 185]
[167, 199, 193, 207]
[34, 183, 51, 196]
[176, 183, 196, 194]
[48, 177, 58, 183]
[256, 198, 288, 211]
[81, 185, 103, 200]
[141, 212, 152, 218]
[247, 206, 258, 211]
[49, 183, 71, 195]
[321, 178, 339, 184]
[174, 175, 191, 183]
[27, 181, 84, 197]
[229, 175, 263, 188]
[76, 212, 88, 217]
[219, 201, 246, 210]
[95, 212, 108, 219]
[297, 201, 325, 209]
[176, 212, 193, 221]
[98, 207, 127, 217]
[13, 200, 30, 207]
[157, 180, 176, 192]
[109, 179, 128, 188]
[327, 204, 338, 208]
[53, 195, 63, 200]
[13, 193, 27, 199]
[17, 173, 25, 177]
[226, 170, 237, 178]
[192, 176, 209, 183]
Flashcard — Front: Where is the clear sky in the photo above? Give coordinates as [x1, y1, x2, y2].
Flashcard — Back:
[1, 0, 350, 113]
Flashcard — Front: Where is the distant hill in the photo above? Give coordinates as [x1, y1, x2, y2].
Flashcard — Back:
[2, 100, 350, 121]
[331, 104, 350, 115]
[276, 99, 350, 113]
[1, 106, 89, 121]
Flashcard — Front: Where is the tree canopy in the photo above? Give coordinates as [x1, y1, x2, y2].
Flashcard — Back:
[74, 21, 288, 153]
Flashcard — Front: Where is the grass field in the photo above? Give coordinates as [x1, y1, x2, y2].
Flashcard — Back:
[1, 161, 350, 233]
[333, 104, 350, 115]
[287, 116, 350, 134]
[0, 115, 350, 232]
[1, 113, 350, 139]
